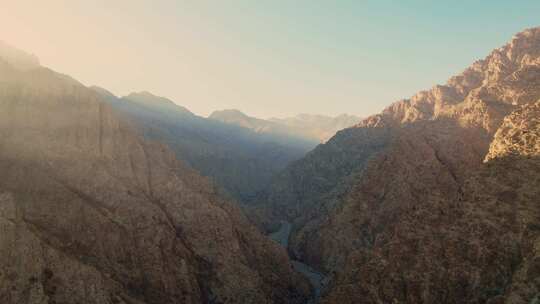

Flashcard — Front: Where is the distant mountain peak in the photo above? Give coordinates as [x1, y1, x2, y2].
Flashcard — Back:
[209, 109, 250, 119]
[90, 86, 117, 99]
[209, 109, 274, 132]
[269, 113, 362, 142]
[126, 91, 174, 104]
[122, 91, 193, 115]
[0, 40, 40, 70]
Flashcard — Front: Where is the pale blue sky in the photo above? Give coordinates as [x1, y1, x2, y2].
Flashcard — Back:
[1, 1, 539, 118]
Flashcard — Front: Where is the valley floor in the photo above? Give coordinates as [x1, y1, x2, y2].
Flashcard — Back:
[270, 221, 328, 303]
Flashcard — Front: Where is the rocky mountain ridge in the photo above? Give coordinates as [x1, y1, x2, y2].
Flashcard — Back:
[1, 26, 539, 304]
[93, 89, 315, 202]
[0, 52, 310, 303]
[256, 27, 540, 303]
[0, 40, 40, 71]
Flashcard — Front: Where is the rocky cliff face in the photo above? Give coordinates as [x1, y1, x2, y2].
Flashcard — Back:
[0, 58, 310, 303]
[319, 111, 539, 303]
[256, 27, 540, 303]
[485, 100, 540, 161]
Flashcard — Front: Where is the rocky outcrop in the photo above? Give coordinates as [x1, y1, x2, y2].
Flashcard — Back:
[0, 59, 310, 303]
[256, 27, 540, 303]
[322, 100, 540, 304]
[485, 100, 540, 161]
[123, 91, 194, 116]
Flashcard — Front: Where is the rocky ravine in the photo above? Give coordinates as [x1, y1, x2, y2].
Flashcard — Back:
[256, 27, 540, 303]
[0, 54, 310, 303]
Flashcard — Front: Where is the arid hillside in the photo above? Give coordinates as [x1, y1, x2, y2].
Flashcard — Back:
[256, 27, 540, 304]
[0, 51, 310, 304]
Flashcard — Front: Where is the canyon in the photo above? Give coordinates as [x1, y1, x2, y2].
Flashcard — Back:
[0, 52, 310, 303]
[0, 26, 539, 304]
[91, 88, 317, 202]
[255, 27, 540, 303]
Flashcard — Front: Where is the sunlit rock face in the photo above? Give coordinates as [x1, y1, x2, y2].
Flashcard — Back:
[256, 27, 540, 303]
[0, 58, 310, 304]
[485, 100, 540, 161]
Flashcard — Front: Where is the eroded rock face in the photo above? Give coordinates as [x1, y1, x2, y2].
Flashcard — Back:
[485, 100, 540, 161]
[0, 60, 310, 303]
[320, 108, 540, 303]
[256, 27, 540, 303]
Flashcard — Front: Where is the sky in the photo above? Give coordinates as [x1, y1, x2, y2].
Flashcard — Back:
[1, 1, 539, 118]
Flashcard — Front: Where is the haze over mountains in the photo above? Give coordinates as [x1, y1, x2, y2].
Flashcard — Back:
[91, 88, 326, 202]
[269, 114, 362, 143]
[1, 26, 540, 304]
[89, 85, 360, 202]
[210, 110, 361, 143]
[0, 42, 310, 303]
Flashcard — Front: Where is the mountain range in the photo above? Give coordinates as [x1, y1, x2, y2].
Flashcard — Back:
[269, 113, 362, 143]
[0, 44, 310, 303]
[210, 109, 361, 143]
[89, 87, 360, 202]
[254, 27, 540, 303]
[91, 88, 321, 202]
[1, 27, 539, 304]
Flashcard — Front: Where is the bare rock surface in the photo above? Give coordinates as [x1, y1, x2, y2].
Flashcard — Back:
[256, 27, 540, 303]
[485, 100, 540, 161]
[0, 59, 310, 304]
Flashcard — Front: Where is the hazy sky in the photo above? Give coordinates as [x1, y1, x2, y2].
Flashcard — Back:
[1, 1, 539, 118]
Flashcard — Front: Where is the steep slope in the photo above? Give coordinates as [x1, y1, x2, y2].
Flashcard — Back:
[93, 90, 314, 202]
[323, 101, 540, 303]
[256, 27, 540, 303]
[269, 114, 362, 143]
[0, 57, 310, 303]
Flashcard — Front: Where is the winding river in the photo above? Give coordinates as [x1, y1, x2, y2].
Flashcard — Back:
[269, 221, 327, 303]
